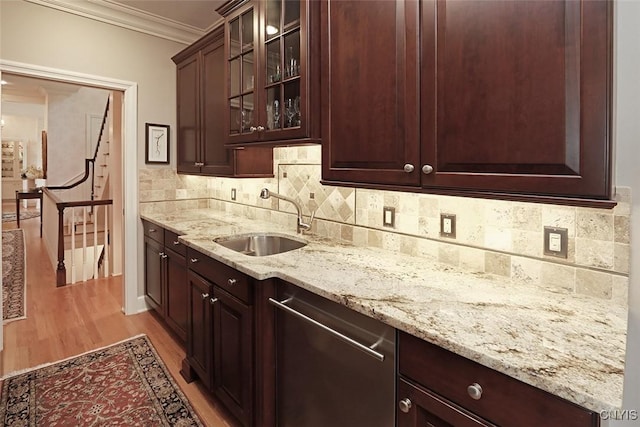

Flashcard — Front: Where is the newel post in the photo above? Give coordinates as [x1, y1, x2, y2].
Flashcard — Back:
[56, 205, 66, 286]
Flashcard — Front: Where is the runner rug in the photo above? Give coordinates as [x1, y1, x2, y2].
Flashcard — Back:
[2, 229, 26, 323]
[0, 335, 204, 426]
[2, 211, 39, 223]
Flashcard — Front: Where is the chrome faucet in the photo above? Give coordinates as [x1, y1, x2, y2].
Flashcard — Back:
[260, 188, 315, 233]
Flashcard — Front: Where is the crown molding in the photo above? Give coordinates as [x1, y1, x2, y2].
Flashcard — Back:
[24, 0, 223, 45]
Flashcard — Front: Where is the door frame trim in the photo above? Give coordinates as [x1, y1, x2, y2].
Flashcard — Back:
[0, 59, 140, 315]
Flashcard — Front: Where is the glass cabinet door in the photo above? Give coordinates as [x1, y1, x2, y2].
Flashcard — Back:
[263, 0, 301, 133]
[228, 8, 256, 136]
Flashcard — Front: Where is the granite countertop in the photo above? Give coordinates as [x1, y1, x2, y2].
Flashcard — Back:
[141, 209, 627, 414]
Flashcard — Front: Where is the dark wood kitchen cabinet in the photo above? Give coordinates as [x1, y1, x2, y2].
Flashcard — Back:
[173, 26, 273, 177]
[217, 0, 320, 146]
[142, 220, 188, 343]
[322, 0, 613, 205]
[397, 331, 600, 427]
[183, 247, 254, 427]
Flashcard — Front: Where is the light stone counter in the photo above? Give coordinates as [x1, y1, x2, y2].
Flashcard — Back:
[141, 209, 627, 414]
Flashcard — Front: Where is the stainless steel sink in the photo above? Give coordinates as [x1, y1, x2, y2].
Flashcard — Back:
[214, 233, 307, 256]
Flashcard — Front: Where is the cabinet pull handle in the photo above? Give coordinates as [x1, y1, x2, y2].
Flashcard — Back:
[422, 164, 434, 175]
[173, 241, 180, 245]
[467, 383, 483, 400]
[158, 251, 165, 258]
[190, 258, 199, 263]
[201, 293, 209, 300]
[398, 398, 412, 413]
[403, 163, 415, 173]
[227, 278, 237, 286]
[148, 228, 156, 233]
[256, 125, 265, 131]
[210, 297, 219, 305]
[161, 253, 168, 259]
[250, 126, 257, 132]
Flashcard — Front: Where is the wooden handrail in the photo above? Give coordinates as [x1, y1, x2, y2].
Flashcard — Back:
[44, 188, 113, 286]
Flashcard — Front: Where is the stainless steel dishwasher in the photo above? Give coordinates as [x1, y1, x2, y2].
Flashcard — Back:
[269, 282, 396, 427]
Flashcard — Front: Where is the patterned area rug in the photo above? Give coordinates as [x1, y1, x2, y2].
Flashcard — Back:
[1, 210, 39, 222]
[2, 229, 26, 323]
[0, 335, 203, 426]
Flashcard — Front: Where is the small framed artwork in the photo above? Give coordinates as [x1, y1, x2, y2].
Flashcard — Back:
[145, 123, 170, 164]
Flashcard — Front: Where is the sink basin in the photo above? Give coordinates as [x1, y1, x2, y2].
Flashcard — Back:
[214, 233, 307, 256]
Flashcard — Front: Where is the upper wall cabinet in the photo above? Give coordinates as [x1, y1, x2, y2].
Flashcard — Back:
[173, 27, 273, 177]
[322, 0, 613, 206]
[217, 0, 321, 147]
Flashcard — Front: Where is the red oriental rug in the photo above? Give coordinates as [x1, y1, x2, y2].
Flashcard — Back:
[0, 335, 203, 426]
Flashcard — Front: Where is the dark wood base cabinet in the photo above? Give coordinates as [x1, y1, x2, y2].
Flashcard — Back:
[142, 220, 188, 343]
[182, 247, 254, 427]
[398, 332, 600, 427]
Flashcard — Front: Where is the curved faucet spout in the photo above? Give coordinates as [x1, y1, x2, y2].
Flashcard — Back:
[259, 188, 314, 233]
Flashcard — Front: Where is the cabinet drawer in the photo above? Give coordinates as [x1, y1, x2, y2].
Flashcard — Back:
[398, 332, 599, 427]
[165, 229, 186, 256]
[187, 248, 252, 304]
[142, 219, 164, 245]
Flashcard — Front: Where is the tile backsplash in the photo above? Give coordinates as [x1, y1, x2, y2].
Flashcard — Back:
[140, 145, 630, 306]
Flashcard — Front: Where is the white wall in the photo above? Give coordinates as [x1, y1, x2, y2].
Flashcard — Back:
[614, 1, 640, 425]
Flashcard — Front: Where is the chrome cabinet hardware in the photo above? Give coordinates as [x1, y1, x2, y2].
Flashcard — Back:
[398, 398, 412, 413]
[256, 125, 265, 131]
[467, 383, 483, 400]
[268, 297, 385, 362]
[148, 228, 156, 233]
[228, 278, 237, 286]
[422, 164, 434, 175]
[403, 163, 415, 173]
[190, 258, 199, 263]
[209, 297, 219, 305]
[201, 293, 209, 300]
[173, 241, 180, 245]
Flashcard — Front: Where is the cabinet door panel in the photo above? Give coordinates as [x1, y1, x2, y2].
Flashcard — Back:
[321, 0, 420, 186]
[165, 249, 188, 342]
[144, 237, 164, 314]
[213, 288, 253, 427]
[421, 0, 611, 199]
[176, 54, 201, 174]
[201, 37, 235, 176]
[187, 271, 213, 390]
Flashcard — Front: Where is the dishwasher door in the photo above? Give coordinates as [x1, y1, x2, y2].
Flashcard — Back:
[272, 283, 396, 427]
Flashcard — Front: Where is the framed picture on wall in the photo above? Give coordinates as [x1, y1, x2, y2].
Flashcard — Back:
[145, 123, 170, 164]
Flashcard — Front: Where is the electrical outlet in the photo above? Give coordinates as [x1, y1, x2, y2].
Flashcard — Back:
[543, 226, 568, 258]
[231, 188, 236, 201]
[383, 207, 395, 228]
[440, 214, 456, 238]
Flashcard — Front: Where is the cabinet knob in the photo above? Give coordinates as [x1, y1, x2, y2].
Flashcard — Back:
[403, 163, 415, 173]
[228, 278, 237, 286]
[190, 258, 199, 263]
[250, 126, 257, 132]
[148, 228, 156, 233]
[210, 297, 219, 305]
[422, 164, 434, 175]
[201, 293, 209, 300]
[161, 253, 168, 259]
[173, 241, 180, 246]
[467, 383, 483, 400]
[257, 125, 265, 132]
[158, 251, 165, 258]
[398, 398, 412, 413]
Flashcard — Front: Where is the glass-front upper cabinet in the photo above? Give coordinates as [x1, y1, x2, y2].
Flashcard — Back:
[218, 0, 320, 146]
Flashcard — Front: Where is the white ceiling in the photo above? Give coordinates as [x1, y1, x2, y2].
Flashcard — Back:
[24, 0, 227, 44]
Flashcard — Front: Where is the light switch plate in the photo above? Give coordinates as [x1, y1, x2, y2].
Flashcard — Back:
[543, 226, 568, 258]
[440, 214, 456, 238]
[383, 207, 395, 228]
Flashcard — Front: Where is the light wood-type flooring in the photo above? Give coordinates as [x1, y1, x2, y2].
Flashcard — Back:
[1, 204, 237, 426]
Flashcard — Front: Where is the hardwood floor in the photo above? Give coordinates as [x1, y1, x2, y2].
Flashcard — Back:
[1, 207, 238, 427]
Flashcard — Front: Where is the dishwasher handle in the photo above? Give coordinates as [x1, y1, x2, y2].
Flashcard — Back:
[268, 297, 385, 362]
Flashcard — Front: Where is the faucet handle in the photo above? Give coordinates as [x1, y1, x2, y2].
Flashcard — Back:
[300, 209, 316, 232]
